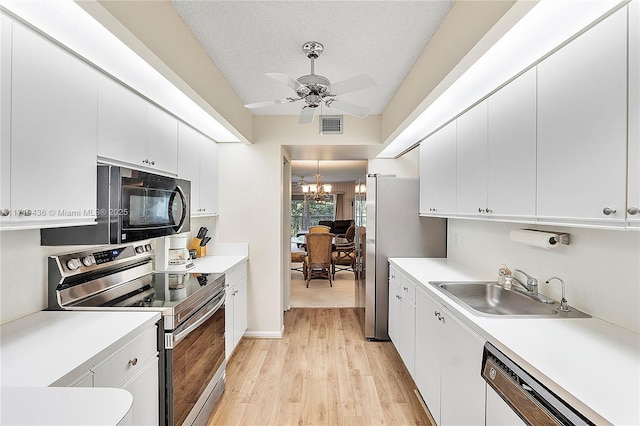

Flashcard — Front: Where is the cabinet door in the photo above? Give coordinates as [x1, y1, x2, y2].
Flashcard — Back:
[97, 74, 147, 167]
[388, 275, 401, 345]
[177, 123, 201, 214]
[439, 306, 486, 426]
[399, 296, 416, 378]
[120, 356, 159, 426]
[434, 121, 457, 215]
[537, 8, 627, 225]
[11, 21, 97, 225]
[457, 101, 488, 216]
[628, 0, 640, 228]
[1, 13, 11, 222]
[415, 288, 441, 423]
[146, 104, 178, 174]
[420, 136, 437, 215]
[232, 266, 247, 350]
[225, 285, 235, 360]
[487, 68, 537, 219]
[199, 139, 219, 215]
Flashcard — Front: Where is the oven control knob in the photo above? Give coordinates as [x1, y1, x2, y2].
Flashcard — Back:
[135, 246, 144, 254]
[145, 244, 152, 252]
[81, 255, 96, 267]
[66, 258, 82, 271]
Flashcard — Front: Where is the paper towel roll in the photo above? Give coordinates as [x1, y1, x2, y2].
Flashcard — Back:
[509, 229, 560, 249]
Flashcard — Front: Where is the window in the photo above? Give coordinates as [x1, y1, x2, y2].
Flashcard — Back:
[291, 194, 336, 237]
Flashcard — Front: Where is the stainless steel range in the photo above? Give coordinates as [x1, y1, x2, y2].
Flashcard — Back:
[47, 241, 226, 426]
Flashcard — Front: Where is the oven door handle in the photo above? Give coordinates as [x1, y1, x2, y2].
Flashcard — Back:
[172, 291, 225, 346]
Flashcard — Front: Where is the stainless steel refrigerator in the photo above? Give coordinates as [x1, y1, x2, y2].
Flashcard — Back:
[354, 174, 447, 341]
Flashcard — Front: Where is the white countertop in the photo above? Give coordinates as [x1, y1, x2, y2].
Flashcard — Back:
[191, 254, 247, 274]
[1, 387, 133, 425]
[1, 311, 161, 387]
[390, 257, 640, 425]
[0, 311, 160, 426]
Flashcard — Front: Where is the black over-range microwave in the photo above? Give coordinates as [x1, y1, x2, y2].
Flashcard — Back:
[41, 165, 191, 246]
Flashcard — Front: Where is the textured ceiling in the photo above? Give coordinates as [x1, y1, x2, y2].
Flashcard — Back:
[170, 0, 453, 117]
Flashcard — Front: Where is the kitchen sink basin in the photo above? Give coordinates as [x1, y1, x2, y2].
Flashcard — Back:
[429, 281, 590, 318]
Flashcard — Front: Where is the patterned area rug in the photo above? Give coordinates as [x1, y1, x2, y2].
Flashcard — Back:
[290, 265, 356, 308]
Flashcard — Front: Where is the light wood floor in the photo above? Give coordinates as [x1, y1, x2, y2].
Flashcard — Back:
[207, 308, 433, 425]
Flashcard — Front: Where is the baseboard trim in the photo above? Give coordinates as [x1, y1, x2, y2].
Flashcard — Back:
[243, 327, 284, 339]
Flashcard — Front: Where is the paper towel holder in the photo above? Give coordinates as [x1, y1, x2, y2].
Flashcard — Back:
[521, 228, 570, 246]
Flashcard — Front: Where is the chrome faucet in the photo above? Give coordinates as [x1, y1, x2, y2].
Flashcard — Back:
[512, 269, 555, 304]
[545, 276, 570, 312]
[513, 269, 538, 293]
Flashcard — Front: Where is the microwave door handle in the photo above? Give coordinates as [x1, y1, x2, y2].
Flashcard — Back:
[171, 185, 188, 232]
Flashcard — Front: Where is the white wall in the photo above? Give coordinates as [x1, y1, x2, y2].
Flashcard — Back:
[447, 219, 640, 333]
[217, 142, 284, 337]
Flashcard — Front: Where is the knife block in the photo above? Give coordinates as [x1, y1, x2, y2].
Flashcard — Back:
[189, 238, 206, 258]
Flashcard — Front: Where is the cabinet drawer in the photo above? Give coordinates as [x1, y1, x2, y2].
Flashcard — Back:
[93, 327, 157, 388]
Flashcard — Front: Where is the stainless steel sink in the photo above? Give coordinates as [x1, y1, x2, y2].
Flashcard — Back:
[429, 281, 590, 318]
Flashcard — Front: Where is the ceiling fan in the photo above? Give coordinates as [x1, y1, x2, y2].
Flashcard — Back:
[244, 41, 376, 125]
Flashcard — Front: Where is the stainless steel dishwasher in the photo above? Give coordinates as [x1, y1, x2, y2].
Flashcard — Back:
[481, 342, 595, 426]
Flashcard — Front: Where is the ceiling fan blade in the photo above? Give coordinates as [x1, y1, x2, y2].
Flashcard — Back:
[298, 106, 316, 125]
[266, 72, 302, 91]
[327, 99, 371, 117]
[244, 98, 299, 109]
[329, 74, 376, 96]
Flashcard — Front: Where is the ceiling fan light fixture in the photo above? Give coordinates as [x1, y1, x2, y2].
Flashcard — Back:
[244, 40, 374, 123]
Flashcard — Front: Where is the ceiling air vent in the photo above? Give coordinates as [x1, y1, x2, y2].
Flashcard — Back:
[320, 115, 343, 135]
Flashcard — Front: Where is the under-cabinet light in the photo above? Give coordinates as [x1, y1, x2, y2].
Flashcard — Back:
[378, 0, 626, 158]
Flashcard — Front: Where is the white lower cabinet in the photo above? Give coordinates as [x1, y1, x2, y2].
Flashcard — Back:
[415, 287, 486, 425]
[388, 265, 416, 376]
[486, 384, 525, 426]
[56, 324, 159, 426]
[92, 326, 159, 426]
[225, 260, 248, 358]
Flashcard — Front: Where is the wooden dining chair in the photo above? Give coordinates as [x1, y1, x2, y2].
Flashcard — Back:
[332, 225, 356, 278]
[309, 225, 331, 233]
[304, 232, 334, 287]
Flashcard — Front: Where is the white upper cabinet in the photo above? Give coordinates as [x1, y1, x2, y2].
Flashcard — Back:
[199, 138, 219, 215]
[456, 101, 488, 217]
[537, 7, 628, 227]
[487, 68, 537, 220]
[178, 123, 218, 216]
[420, 121, 457, 216]
[98, 74, 178, 175]
[1, 13, 12, 223]
[4, 17, 97, 229]
[628, 1, 640, 229]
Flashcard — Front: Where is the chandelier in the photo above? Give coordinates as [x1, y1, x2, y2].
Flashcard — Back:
[302, 161, 332, 201]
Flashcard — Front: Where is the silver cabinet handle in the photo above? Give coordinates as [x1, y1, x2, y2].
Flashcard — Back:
[433, 311, 444, 321]
[602, 207, 617, 215]
[628, 206, 639, 215]
[478, 208, 485, 213]
[128, 358, 138, 366]
[486, 208, 493, 214]
[403, 286, 408, 291]
[0, 209, 9, 217]
[142, 159, 155, 166]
